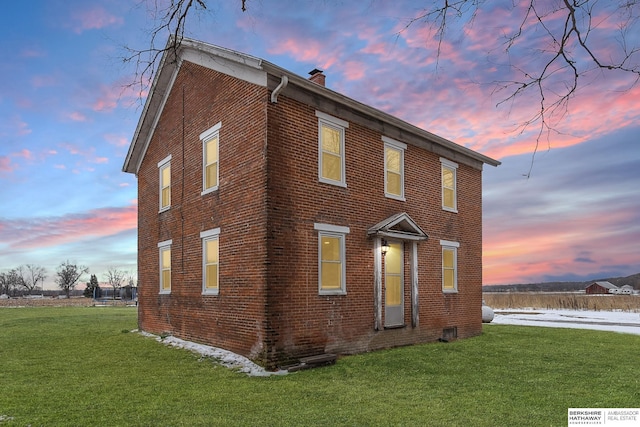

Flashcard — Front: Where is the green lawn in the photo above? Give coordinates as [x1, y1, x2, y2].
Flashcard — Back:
[0, 307, 637, 426]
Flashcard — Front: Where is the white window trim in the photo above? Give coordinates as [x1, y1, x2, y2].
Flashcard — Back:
[440, 157, 458, 213]
[200, 228, 221, 296]
[440, 240, 459, 293]
[201, 122, 222, 195]
[158, 239, 172, 294]
[314, 223, 350, 234]
[316, 111, 348, 188]
[383, 136, 406, 201]
[314, 223, 350, 295]
[158, 155, 172, 213]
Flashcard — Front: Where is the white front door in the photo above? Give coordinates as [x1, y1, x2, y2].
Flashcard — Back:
[384, 241, 404, 327]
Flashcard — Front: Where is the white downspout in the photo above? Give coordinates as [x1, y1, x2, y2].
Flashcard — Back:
[270, 75, 288, 103]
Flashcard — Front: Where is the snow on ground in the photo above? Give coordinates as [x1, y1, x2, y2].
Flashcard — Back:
[137, 331, 288, 376]
[490, 309, 640, 335]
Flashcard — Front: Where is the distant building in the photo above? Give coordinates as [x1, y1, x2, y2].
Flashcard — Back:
[620, 285, 634, 295]
[585, 281, 619, 294]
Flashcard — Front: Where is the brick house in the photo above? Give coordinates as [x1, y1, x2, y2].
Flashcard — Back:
[122, 38, 500, 368]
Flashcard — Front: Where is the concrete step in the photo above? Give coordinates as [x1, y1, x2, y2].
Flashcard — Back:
[286, 353, 337, 372]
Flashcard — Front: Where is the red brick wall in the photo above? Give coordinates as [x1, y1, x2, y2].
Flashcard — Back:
[137, 61, 271, 363]
[264, 94, 483, 362]
[137, 60, 485, 368]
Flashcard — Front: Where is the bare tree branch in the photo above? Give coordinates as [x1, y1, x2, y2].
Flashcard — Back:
[104, 266, 127, 299]
[398, 0, 482, 68]
[21, 264, 47, 295]
[125, 1, 639, 176]
[399, 0, 639, 176]
[123, 1, 248, 104]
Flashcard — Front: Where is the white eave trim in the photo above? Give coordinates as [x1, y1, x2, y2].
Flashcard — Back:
[122, 38, 267, 175]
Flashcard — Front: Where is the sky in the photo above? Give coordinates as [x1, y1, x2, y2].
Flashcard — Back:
[1, 0, 638, 290]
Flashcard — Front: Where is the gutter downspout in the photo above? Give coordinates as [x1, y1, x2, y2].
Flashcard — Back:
[270, 75, 288, 103]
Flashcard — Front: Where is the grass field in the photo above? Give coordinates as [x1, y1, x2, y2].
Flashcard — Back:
[1, 307, 638, 426]
[483, 292, 640, 312]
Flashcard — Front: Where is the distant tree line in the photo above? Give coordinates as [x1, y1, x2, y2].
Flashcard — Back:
[483, 273, 640, 293]
[0, 264, 46, 296]
[0, 262, 136, 299]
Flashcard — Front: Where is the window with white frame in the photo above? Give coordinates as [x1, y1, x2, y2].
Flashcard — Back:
[200, 122, 221, 195]
[314, 223, 350, 295]
[383, 136, 406, 200]
[441, 158, 458, 212]
[201, 228, 220, 295]
[440, 240, 459, 293]
[158, 155, 171, 212]
[316, 111, 348, 187]
[158, 239, 172, 294]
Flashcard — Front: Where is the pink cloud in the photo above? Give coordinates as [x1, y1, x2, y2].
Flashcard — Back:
[104, 134, 129, 147]
[0, 204, 137, 250]
[0, 156, 16, 175]
[361, 41, 392, 57]
[268, 38, 326, 65]
[483, 203, 639, 284]
[68, 112, 88, 122]
[31, 75, 57, 88]
[13, 149, 33, 161]
[20, 48, 45, 58]
[58, 143, 108, 165]
[70, 7, 123, 34]
[92, 93, 118, 112]
[341, 60, 367, 81]
[9, 117, 32, 136]
[0, 148, 68, 176]
[7, 93, 32, 109]
[60, 143, 81, 155]
[91, 76, 145, 112]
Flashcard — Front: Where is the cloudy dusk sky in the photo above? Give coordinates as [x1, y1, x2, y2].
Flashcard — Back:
[1, 1, 638, 289]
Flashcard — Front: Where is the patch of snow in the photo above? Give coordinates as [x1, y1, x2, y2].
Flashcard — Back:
[136, 330, 288, 376]
[490, 309, 640, 335]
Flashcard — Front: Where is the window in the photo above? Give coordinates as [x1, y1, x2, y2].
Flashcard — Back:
[441, 158, 458, 212]
[158, 240, 172, 294]
[158, 155, 171, 211]
[200, 122, 221, 195]
[314, 223, 350, 295]
[316, 111, 348, 187]
[383, 136, 406, 200]
[440, 240, 459, 293]
[201, 228, 220, 295]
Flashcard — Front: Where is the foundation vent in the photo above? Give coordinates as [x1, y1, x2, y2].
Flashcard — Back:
[441, 327, 458, 342]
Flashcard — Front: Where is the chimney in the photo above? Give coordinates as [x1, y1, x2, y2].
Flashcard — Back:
[308, 68, 326, 86]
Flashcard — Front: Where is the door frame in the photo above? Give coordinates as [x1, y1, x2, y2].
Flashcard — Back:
[373, 237, 420, 330]
[383, 240, 404, 327]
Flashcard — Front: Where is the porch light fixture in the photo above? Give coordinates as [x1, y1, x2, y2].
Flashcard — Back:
[381, 239, 390, 256]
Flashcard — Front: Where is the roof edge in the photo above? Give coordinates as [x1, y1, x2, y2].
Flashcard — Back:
[260, 61, 501, 168]
[122, 37, 266, 175]
[123, 37, 500, 175]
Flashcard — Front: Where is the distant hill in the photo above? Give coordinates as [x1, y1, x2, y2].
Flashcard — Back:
[483, 273, 640, 292]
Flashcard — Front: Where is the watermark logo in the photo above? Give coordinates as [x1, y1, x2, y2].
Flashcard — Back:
[568, 408, 640, 426]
